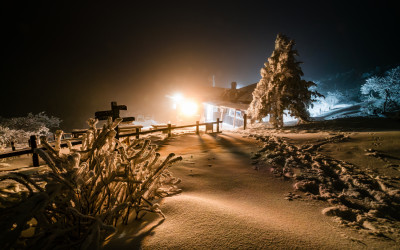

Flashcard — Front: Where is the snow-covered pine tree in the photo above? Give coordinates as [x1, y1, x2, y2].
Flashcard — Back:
[248, 33, 321, 128]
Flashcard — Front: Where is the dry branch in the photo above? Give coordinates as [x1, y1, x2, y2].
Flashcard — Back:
[0, 117, 182, 249]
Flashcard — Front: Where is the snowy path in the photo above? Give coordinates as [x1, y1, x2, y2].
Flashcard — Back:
[105, 132, 393, 249]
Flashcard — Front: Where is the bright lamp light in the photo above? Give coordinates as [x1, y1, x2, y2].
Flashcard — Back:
[172, 93, 184, 103]
[180, 100, 198, 116]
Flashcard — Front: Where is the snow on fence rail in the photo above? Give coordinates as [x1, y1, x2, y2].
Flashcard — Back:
[0, 135, 82, 166]
[0, 119, 222, 167]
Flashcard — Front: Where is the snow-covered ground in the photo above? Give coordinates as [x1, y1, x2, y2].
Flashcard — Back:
[103, 117, 400, 249]
[220, 103, 365, 130]
[2, 114, 400, 249]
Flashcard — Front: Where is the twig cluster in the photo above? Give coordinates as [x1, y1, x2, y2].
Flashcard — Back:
[0, 117, 182, 249]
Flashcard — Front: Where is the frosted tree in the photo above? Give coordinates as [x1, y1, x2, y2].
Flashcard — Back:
[360, 66, 400, 114]
[248, 34, 321, 128]
[0, 112, 61, 133]
[0, 112, 62, 148]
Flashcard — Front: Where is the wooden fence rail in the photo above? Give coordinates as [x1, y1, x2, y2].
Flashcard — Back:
[0, 138, 83, 160]
[0, 119, 222, 167]
[120, 118, 222, 139]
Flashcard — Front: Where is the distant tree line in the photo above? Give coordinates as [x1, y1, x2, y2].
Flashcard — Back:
[0, 112, 61, 149]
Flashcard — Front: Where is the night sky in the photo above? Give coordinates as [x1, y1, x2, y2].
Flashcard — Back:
[1, 1, 399, 130]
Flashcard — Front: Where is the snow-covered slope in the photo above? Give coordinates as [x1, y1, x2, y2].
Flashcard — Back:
[312, 103, 363, 121]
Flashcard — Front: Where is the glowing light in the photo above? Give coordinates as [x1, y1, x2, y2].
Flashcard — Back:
[180, 100, 198, 116]
[171, 93, 184, 103]
[166, 93, 199, 117]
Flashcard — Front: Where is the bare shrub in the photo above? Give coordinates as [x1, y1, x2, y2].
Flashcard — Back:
[0, 117, 182, 249]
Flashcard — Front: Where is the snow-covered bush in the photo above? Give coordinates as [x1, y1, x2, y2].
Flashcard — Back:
[1, 112, 61, 132]
[360, 66, 400, 115]
[325, 90, 344, 107]
[308, 96, 329, 117]
[0, 112, 61, 149]
[308, 90, 347, 116]
[0, 126, 12, 150]
[0, 117, 182, 249]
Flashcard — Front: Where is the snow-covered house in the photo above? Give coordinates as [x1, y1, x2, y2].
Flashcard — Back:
[202, 82, 256, 128]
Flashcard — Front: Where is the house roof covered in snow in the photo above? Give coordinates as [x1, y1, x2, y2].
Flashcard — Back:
[234, 83, 257, 104]
[203, 82, 257, 111]
[198, 86, 226, 101]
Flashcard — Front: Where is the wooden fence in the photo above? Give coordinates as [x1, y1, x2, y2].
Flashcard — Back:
[120, 118, 222, 140]
[0, 119, 222, 167]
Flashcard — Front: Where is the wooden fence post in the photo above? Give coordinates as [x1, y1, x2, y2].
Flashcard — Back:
[167, 123, 172, 137]
[243, 114, 247, 130]
[30, 135, 39, 167]
[216, 118, 220, 133]
[11, 141, 15, 151]
[196, 121, 199, 135]
[135, 128, 140, 139]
